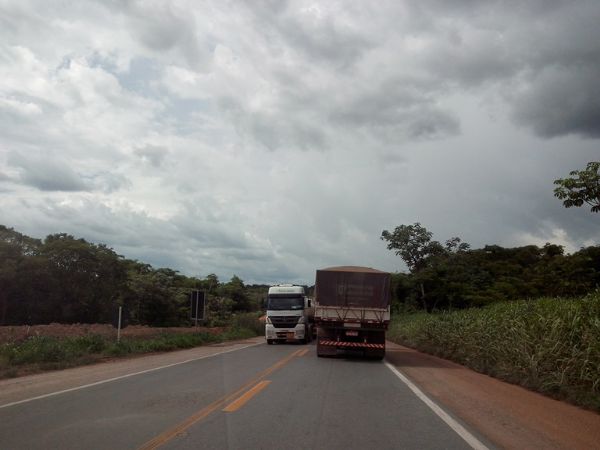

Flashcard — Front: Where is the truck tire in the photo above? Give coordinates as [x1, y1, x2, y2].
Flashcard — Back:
[300, 325, 309, 344]
[365, 348, 385, 360]
[372, 351, 385, 360]
[267, 339, 274, 345]
[316, 339, 324, 356]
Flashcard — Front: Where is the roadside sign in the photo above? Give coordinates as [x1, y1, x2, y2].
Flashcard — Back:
[190, 290, 206, 322]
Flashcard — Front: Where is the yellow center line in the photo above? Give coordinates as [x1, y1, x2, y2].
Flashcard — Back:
[222, 380, 271, 412]
[138, 349, 302, 450]
[297, 349, 309, 357]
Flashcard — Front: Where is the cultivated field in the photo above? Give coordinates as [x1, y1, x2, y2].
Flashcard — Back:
[388, 293, 600, 412]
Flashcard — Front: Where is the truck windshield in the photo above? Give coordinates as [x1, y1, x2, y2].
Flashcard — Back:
[267, 295, 304, 310]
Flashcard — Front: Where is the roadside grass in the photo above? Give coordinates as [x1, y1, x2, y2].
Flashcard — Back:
[0, 315, 262, 378]
[388, 292, 600, 412]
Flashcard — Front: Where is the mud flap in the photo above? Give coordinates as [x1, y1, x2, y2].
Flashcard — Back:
[316, 339, 337, 357]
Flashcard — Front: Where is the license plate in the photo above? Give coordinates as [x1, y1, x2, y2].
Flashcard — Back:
[286, 332, 295, 339]
[346, 330, 358, 337]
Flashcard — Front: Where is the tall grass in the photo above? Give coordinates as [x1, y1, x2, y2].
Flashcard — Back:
[388, 292, 600, 411]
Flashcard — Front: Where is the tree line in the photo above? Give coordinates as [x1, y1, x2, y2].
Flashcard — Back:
[2, 222, 599, 325]
[382, 222, 600, 312]
[2, 160, 598, 324]
[382, 161, 600, 312]
[0, 225, 267, 326]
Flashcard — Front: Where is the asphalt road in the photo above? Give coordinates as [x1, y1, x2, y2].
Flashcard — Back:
[0, 341, 487, 450]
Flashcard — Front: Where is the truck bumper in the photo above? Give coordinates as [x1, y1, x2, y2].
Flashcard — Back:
[316, 326, 386, 359]
[265, 324, 306, 342]
[318, 340, 385, 349]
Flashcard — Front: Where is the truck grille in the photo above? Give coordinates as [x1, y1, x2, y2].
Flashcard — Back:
[270, 316, 300, 328]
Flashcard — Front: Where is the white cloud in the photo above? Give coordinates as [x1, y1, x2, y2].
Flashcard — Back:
[1, 0, 599, 284]
[512, 225, 599, 255]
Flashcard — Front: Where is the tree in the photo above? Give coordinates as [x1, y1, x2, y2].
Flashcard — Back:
[381, 223, 472, 312]
[125, 265, 186, 326]
[40, 234, 126, 323]
[205, 274, 219, 294]
[381, 223, 443, 272]
[222, 275, 252, 312]
[381, 223, 445, 311]
[554, 161, 600, 213]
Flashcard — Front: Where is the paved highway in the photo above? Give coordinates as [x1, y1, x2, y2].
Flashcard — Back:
[0, 340, 488, 450]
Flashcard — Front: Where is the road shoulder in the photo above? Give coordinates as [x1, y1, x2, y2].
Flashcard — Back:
[385, 341, 600, 450]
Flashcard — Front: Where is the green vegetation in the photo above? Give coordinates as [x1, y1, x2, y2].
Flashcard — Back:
[103, 328, 257, 358]
[388, 293, 600, 412]
[554, 161, 600, 213]
[0, 224, 269, 377]
[383, 223, 600, 312]
[0, 225, 269, 327]
[0, 314, 262, 378]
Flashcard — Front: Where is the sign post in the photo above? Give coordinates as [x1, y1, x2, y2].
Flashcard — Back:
[117, 306, 122, 343]
[190, 290, 206, 327]
[112, 305, 128, 341]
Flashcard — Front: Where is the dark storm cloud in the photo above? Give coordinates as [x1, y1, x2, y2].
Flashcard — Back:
[248, 113, 327, 151]
[277, 16, 372, 68]
[232, 0, 600, 148]
[331, 77, 459, 139]
[173, 214, 251, 251]
[512, 66, 600, 138]
[8, 152, 90, 192]
[104, 0, 207, 68]
[245, 1, 372, 68]
[409, 0, 600, 139]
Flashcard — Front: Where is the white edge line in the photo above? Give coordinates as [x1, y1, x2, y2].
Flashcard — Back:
[384, 361, 490, 450]
[0, 341, 262, 410]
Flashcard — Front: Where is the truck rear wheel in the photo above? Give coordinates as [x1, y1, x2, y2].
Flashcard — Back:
[316, 339, 324, 356]
[365, 347, 385, 360]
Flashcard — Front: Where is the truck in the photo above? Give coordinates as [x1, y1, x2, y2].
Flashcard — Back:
[265, 284, 314, 344]
[314, 266, 391, 359]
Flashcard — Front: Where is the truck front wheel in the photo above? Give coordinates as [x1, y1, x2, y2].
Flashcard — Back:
[300, 325, 310, 344]
[267, 339, 274, 345]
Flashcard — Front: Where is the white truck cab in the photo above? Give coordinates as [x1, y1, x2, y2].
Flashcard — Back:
[265, 284, 314, 344]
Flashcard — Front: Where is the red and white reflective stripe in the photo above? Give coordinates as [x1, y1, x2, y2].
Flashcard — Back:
[318, 340, 385, 349]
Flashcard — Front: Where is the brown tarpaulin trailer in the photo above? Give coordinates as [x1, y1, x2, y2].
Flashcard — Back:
[315, 266, 391, 309]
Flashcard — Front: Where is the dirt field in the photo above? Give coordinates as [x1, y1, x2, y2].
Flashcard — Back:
[0, 323, 224, 344]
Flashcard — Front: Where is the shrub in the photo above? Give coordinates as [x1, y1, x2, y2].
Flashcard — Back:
[230, 312, 264, 336]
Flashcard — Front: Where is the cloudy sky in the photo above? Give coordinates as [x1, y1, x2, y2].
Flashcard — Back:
[1, 0, 599, 284]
